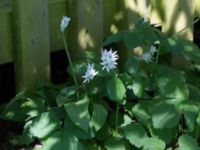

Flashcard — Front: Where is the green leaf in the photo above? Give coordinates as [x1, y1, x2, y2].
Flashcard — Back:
[103, 31, 129, 46]
[64, 96, 90, 132]
[152, 102, 180, 129]
[29, 111, 60, 139]
[0, 91, 46, 121]
[141, 26, 159, 45]
[90, 104, 108, 132]
[124, 30, 143, 50]
[56, 86, 76, 106]
[124, 123, 148, 148]
[177, 134, 200, 150]
[182, 104, 199, 132]
[64, 114, 94, 140]
[105, 137, 126, 150]
[151, 126, 175, 144]
[129, 78, 144, 97]
[81, 140, 101, 150]
[188, 84, 200, 101]
[178, 39, 200, 64]
[19, 95, 45, 118]
[142, 137, 165, 150]
[107, 77, 126, 102]
[120, 114, 133, 127]
[162, 37, 200, 64]
[125, 57, 140, 76]
[42, 128, 79, 150]
[132, 103, 151, 124]
[160, 37, 182, 54]
[156, 65, 189, 100]
[96, 124, 112, 141]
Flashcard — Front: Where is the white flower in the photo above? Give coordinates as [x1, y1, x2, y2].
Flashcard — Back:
[60, 16, 70, 32]
[150, 45, 157, 55]
[140, 52, 152, 63]
[82, 63, 98, 83]
[100, 48, 119, 72]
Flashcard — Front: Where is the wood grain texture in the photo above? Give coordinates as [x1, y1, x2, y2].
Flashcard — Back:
[0, 7, 13, 64]
[12, 0, 50, 91]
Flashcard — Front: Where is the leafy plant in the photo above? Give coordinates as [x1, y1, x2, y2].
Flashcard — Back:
[1, 17, 200, 150]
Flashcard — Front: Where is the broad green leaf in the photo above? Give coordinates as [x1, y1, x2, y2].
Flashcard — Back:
[179, 39, 200, 64]
[29, 111, 60, 139]
[107, 77, 126, 102]
[159, 37, 182, 54]
[64, 96, 90, 132]
[50, 106, 66, 120]
[160, 37, 200, 64]
[96, 124, 112, 141]
[151, 126, 175, 144]
[142, 137, 165, 150]
[177, 134, 200, 150]
[141, 26, 159, 45]
[124, 123, 147, 148]
[0, 91, 45, 121]
[188, 84, 200, 101]
[81, 140, 101, 150]
[64, 114, 94, 140]
[103, 31, 129, 46]
[152, 102, 180, 129]
[56, 86, 76, 106]
[105, 137, 126, 150]
[42, 128, 79, 150]
[132, 103, 151, 124]
[120, 114, 132, 127]
[129, 79, 144, 97]
[90, 104, 108, 132]
[182, 104, 199, 132]
[125, 57, 140, 76]
[19, 96, 45, 118]
[156, 65, 189, 100]
[124, 30, 143, 50]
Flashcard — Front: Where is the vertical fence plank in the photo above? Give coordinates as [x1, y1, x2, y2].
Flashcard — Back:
[67, 0, 103, 59]
[103, 1, 118, 36]
[162, 0, 194, 69]
[0, 7, 13, 64]
[150, 0, 163, 25]
[48, 0, 67, 52]
[12, 0, 50, 91]
[195, 0, 200, 17]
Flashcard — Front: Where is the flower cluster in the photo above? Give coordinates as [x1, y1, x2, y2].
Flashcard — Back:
[82, 49, 119, 83]
[140, 45, 157, 63]
[100, 48, 119, 72]
[82, 64, 98, 83]
[60, 16, 70, 32]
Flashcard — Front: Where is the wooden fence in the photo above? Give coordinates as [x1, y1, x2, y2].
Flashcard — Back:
[0, 0, 200, 92]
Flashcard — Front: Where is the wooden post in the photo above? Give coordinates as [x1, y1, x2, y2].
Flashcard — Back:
[48, 0, 67, 52]
[161, 0, 194, 69]
[67, 0, 103, 59]
[12, 0, 50, 91]
[103, 1, 118, 36]
[195, 0, 200, 17]
[0, 7, 13, 64]
[150, 0, 163, 25]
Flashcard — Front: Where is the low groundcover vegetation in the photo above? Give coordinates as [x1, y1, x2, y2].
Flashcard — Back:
[1, 17, 200, 150]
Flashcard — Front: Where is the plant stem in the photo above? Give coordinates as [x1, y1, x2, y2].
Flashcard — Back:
[115, 103, 119, 133]
[155, 48, 159, 65]
[62, 33, 79, 100]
